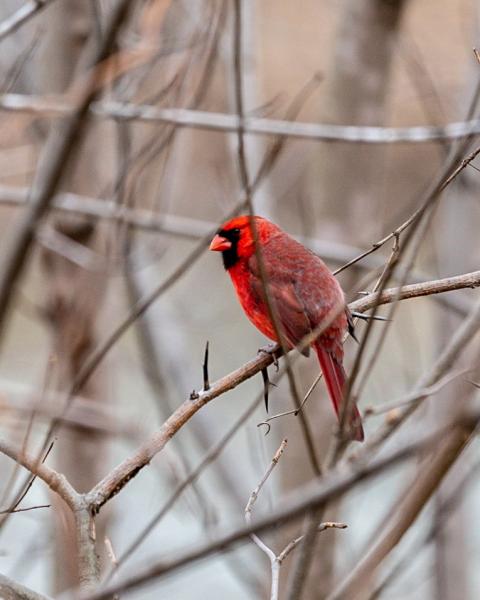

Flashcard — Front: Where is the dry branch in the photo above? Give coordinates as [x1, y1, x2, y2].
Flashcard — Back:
[3, 92, 480, 143]
[356, 287, 480, 457]
[0, 438, 77, 507]
[0, 573, 53, 600]
[83, 416, 479, 600]
[244, 437, 347, 600]
[0, 1, 58, 42]
[328, 423, 475, 599]
[84, 270, 480, 513]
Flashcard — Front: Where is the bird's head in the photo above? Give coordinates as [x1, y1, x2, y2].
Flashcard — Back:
[209, 215, 277, 269]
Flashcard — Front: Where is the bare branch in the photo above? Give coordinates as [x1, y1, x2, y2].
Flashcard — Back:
[244, 440, 287, 600]
[328, 424, 475, 599]
[278, 522, 347, 564]
[0, 1, 58, 43]
[83, 417, 479, 600]
[353, 288, 480, 456]
[0, 573, 53, 600]
[4, 92, 480, 144]
[84, 269, 480, 512]
[349, 270, 480, 314]
[245, 439, 288, 519]
[0, 438, 78, 508]
[107, 392, 264, 577]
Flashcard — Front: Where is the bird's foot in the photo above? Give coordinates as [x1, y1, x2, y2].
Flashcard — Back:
[258, 343, 280, 371]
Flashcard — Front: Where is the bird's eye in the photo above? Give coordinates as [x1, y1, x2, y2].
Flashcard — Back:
[233, 228, 240, 234]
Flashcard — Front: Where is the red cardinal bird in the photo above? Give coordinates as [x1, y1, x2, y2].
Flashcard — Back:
[210, 215, 364, 442]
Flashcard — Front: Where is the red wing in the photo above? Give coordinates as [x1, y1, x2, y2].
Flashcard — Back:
[250, 275, 312, 356]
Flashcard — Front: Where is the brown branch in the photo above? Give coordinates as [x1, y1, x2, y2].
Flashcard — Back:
[0, 434, 105, 594]
[0, 573, 53, 600]
[350, 270, 480, 314]
[107, 392, 264, 578]
[75, 509, 99, 593]
[82, 417, 479, 600]
[86, 348, 276, 512]
[0, 438, 77, 508]
[352, 284, 480, 457]
[327, 423, 475, 599]
[85, 270, 480, 513]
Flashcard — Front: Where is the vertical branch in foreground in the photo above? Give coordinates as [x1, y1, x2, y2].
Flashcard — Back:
[299, 2, 407, 597]
[327, 420, 475, 600]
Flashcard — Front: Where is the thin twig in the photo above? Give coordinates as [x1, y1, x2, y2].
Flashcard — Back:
[362, 368, 469, 419]
[245, 439, 287, 518]
[278, 522, 347, 563]
[245, 440, 287, 600]
[0, 503, 50, 514]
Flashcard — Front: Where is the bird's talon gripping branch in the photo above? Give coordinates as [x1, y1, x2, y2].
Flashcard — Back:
[190, 390, 200, 401]
[258, 343, 280, 371]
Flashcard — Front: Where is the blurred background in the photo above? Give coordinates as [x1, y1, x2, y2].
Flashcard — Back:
[0, 0, 479, 598]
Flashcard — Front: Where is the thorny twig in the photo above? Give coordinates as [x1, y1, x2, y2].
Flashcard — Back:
[202, 341, 210, 392]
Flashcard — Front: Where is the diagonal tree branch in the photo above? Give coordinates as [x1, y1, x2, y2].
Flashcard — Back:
[0, 572, 53, 600]
[0, 438, 77, 508]
[85, 270, 480, 513]
[327, 424, 476, 599]
[0, 1, 59, 43]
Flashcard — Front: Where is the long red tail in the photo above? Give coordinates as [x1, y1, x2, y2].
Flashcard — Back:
[314, 343, 364, 442]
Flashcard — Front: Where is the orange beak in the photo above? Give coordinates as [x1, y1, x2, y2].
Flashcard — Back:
[210, 234, 232, 252]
